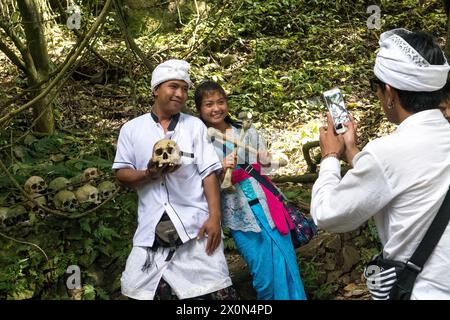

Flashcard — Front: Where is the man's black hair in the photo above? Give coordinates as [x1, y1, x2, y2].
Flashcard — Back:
[440, 78, 450, 103]
[378, 31, 447, 113]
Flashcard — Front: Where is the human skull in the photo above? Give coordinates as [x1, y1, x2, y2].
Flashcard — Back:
[0, 205, 27, 227]
[75, 184, 101, 205]
[26, 193, 47, 216]
[53, 190, 78, 212]
[97, 181, 117, 200]
[24, 176, 47, 194]
[0, 207, 9, 227]
[82, 168, 100, 183]
[151, 139, 181, 168]
[48, 177, 72, 200]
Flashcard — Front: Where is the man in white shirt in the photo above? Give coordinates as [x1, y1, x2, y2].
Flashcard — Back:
[112, 59, 236, 300]
[311, 29, 450, 299]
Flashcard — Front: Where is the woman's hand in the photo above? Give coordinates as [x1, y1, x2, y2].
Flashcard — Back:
[257, 150, 272, 167]
[222, 150, 237, 169]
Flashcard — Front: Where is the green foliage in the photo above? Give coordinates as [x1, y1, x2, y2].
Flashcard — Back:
[222, 227, 237, 251]
[300, 257, 338, 300]
[283, 186, 312, 204]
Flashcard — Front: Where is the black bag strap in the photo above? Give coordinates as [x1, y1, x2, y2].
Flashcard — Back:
[407, 186, 450, 272]
[238, 163, 286, 202]
[388, 186, 450, 299]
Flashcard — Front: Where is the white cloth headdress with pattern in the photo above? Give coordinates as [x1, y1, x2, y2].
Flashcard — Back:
[374, 28, 450, 92]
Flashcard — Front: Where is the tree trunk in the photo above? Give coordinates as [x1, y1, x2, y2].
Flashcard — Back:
[17, 0, 55, 135]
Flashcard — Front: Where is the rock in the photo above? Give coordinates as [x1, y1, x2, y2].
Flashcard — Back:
[351, 270, 362, 283]
[351, 289, 367, 297]
[340, 274, 351, 285]
[341, 245, 360, 273]
[343, 283, 368, 298]
[226, 253, 256, 300]
[296, 234, 326, 258]
[316, 271, 328, 285]
[327, 271, 341, 283]
[324, 252, 336, 271]
[68, 288, 84, 300]
[342, 233, 353, 241]
[353, 235, 369, 247]
[343, 283, 357, 292]
[219, 54, 237, 68]
[324, 234, 341, 252]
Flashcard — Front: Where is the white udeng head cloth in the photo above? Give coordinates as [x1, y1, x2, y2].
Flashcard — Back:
[151, 59, 192, 92]
[374, 28, 450, 92]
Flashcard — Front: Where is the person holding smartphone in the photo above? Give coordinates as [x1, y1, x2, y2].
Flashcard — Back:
[194, 80, 307, 300]
[311, 29, 450, 299]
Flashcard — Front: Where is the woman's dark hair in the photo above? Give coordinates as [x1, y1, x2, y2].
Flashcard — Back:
[379, 31, 447, 113]
[194, 80, 241, 127]
[194, 81, 227, 111]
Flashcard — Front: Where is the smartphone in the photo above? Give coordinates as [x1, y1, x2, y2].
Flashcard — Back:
[323, 88, 350, 134]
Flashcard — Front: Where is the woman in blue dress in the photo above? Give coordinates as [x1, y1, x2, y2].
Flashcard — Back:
[194, 81, 307, 300]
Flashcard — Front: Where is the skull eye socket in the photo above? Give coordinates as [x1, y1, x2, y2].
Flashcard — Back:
[155, 148, 163, 156]
[31, 184, 37, 190]
[167, 147, 174, 154]
[63, 201, 70, 206]
[39, 181, 45, 186]
[104, 191, 110, 197]
[90, 194, 96, 199]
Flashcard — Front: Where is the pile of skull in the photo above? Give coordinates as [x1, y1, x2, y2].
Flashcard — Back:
[0, 168, 119, 228]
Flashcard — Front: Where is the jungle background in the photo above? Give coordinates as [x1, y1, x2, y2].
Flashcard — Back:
[0, 0, 449, 300]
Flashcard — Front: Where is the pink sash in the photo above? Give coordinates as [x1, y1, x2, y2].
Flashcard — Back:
[231, 164, 294, 235]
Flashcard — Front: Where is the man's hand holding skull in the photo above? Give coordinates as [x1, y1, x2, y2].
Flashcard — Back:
[146, 159, 170, 180]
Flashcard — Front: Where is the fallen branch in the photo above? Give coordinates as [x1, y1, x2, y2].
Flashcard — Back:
[272, 173, 319, 184]
[0, 230, 49, 261]
[271, 166, 351, 184]
[302, 140, 320, 173]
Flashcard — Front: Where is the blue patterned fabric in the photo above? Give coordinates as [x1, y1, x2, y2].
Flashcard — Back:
[231, 179, 307, 300]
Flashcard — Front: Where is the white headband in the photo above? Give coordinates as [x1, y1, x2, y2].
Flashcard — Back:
[151, 59, 192, 91]
[374, 28, 450, 92]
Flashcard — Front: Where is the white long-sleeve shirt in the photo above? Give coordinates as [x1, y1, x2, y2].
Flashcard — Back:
[311, 109, 450, 299]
